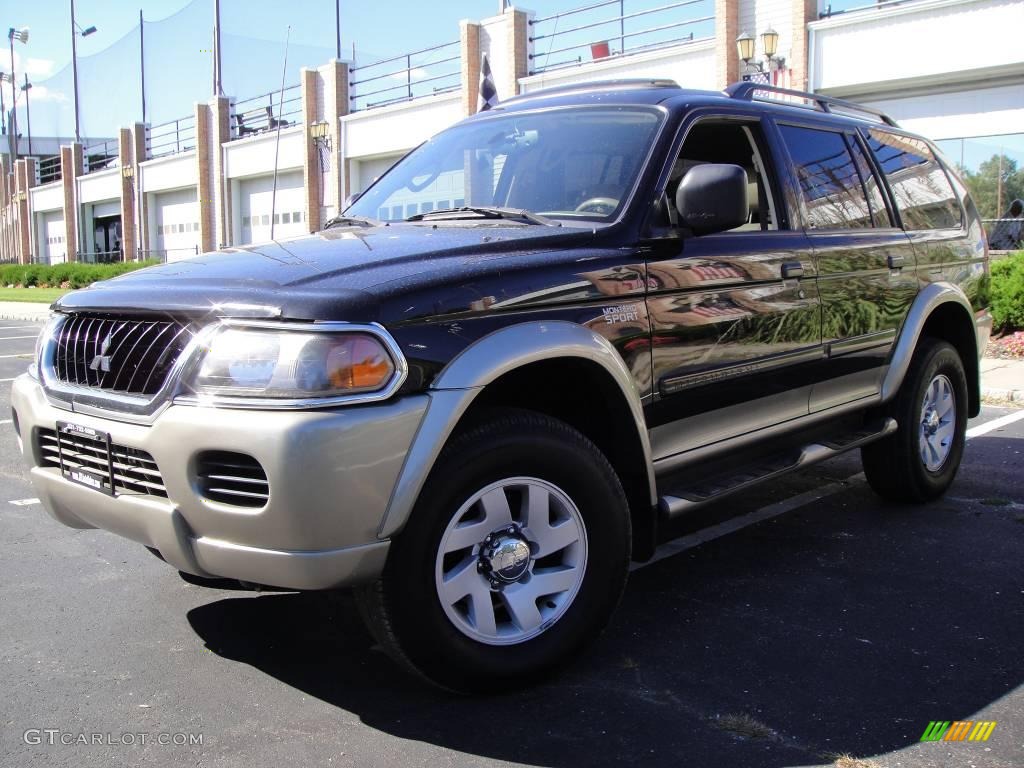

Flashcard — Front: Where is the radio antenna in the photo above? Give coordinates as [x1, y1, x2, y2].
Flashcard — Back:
[270, 25, 292, 241]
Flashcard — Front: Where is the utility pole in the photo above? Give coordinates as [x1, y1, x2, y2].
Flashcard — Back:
[21, 74, 31, 156]
[7, 30, 17, 162]
[335, 0, 341, 60]
[213, 0, 223, 95]
[71, 0, 81, 143]
[139, 9, 146, 125]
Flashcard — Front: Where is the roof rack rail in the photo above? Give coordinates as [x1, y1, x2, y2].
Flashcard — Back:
[501, 78, 680, 104]
[724, 82, 899, 127]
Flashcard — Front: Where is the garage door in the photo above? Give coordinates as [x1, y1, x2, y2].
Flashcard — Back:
[239, 172, 306, 245]
[154, 188, 200, 262]
[357, 155, 403, 193]
[40, 211, 66, 265]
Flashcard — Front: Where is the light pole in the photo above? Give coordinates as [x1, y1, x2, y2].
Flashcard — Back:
[0, 71, 9, 137]
[70, 0, 97, 144]
[21, 75, 31, 156]
[7, 26, 28, 162]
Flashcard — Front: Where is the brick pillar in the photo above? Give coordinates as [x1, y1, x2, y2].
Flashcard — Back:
[60, 144, 84, 262]
[300, 68, 322, 233]
[210, 97, 231, 248]
[790, 0, 816, 91]
[715, 0, 740, 89]
[0, 155, 10, 263]
[505, 9, 530, 98]
[194, 102, 215, 253]
[117, 128, 137, 262]
[320, 60, 349, 215]
[15, 159, 35, 264]
[460, 21, 482, 117]
[131, 123, 148, 258]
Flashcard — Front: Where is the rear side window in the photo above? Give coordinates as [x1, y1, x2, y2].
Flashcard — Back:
[778, 124, 875, 229]
[866, 130, 962, 230]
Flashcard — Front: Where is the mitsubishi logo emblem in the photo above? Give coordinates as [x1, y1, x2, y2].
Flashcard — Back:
[89, 334, 114, 373]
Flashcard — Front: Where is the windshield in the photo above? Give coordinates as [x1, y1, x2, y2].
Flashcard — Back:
[345, 106, 663, 225]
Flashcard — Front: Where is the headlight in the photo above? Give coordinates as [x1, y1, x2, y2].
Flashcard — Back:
[183, 325, 400, 401]
[30, 314, 62, 381]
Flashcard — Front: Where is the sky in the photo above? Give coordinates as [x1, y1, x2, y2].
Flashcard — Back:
[0, 0, 754, 142]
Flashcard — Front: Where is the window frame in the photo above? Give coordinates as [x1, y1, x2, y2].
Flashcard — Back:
[859, 126, 965, 233]
[774, 118, 888, 234]
[643, 108, 793, 237]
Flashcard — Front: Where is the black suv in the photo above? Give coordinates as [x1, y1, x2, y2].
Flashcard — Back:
[13, 80, 991, 692]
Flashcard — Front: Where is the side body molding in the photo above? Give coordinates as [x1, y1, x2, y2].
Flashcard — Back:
[377, 321, 656, 539]
[880, 281, 983, 403]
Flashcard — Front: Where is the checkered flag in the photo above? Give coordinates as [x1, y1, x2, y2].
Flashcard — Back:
[478, 52, 498, 112]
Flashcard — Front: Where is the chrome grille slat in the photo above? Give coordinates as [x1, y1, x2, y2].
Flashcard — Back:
[36, 427, 168, 498]
[197, 451, 269, 508]
[50, 314, 191, 396]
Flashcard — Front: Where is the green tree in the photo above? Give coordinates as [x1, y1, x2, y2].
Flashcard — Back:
[959, 154, 1024, 220]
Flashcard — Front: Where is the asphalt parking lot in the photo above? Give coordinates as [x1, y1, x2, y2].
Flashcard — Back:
[0, 317, 1021, 768]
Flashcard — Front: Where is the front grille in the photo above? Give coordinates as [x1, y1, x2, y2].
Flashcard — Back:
[197, 451, 269, 508]
[51, 314, 193, 396]
[38, 427, 168, 498]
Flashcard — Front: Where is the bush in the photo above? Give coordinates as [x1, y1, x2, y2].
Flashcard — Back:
[0, 260, 160, 291]
[991, 251, 1024, 332]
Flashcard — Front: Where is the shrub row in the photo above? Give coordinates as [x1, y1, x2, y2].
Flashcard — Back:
[0, 260, 160, 290]
[991, 251, 1024, 332]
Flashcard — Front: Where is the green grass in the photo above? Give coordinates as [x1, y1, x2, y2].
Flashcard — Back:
[0, 287, 71, 304]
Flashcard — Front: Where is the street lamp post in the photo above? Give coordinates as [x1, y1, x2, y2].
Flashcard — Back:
[7, 26, 28, 163]
[70, 0, 97, 145]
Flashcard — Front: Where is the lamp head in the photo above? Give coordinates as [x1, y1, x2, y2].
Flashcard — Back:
[735, 32, 755, 63]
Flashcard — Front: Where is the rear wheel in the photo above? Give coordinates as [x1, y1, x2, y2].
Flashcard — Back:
[356, 409, 631, 692]
[862, 338, 968, 502]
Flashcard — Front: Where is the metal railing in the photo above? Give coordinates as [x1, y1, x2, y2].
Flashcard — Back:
[37, 155, 63, 185]
[231, 84, 302, 140]
[818, 0, 928, 19]
[77, 250, 124, 264]
[146, 115, 197, 159]
[529, 0, 714, 74]
[138, 246, 200, 263]
[349, 39, 460, 112]
[84, 139, 118, 173]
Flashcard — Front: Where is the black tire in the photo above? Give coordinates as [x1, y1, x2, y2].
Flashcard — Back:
[356, 409, 631, 693]
[862, 338, 968, 503]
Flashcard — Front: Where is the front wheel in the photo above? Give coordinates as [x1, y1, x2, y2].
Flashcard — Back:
[862, 338, 968, 502]
[356, 409, 631, 692]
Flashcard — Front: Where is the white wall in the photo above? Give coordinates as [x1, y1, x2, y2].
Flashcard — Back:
[519, 40, 717, 93]
[342, 92, 463, 161]
[864, 83, 1024, 141]
[29, 181, 63, 214]
[139, 151, 197, 193]
[77, 168, 120, 205]
[739, 0, 795, 70]
[222, 126, 305, 179]
[809, 0, 1024, 97]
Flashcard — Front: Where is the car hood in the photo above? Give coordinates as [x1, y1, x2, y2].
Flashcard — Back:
[55, 223, 593, 322]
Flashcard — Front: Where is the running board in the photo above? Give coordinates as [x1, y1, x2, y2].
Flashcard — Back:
[658, 418, 897, 520]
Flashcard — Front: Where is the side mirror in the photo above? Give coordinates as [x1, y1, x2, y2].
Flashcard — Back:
[675, 164, 748, 235]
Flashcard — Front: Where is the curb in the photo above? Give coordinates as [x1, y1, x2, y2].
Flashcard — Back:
[981, 387, 1023, 403]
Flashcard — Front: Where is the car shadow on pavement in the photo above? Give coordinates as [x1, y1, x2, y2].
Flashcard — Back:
[187, 439, 1023, 768]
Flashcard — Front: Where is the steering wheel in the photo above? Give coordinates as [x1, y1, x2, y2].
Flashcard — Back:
[574, 197, 619, 215]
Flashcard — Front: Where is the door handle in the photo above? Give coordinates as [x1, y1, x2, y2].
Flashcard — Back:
[781, 262, 804, 279]
[887, 254, 905, 270]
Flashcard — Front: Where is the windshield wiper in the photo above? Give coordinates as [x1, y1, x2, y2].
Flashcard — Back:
[405, 206, 561, 227]
[323, 215, 382, 229]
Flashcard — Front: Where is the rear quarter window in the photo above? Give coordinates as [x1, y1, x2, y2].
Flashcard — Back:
[866, 130, 962, 231]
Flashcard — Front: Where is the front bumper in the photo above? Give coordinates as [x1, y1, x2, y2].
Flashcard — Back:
[11, 376, 428, 590]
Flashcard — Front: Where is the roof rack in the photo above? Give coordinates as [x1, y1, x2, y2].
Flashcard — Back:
[725, 82, 899, 127]
[501, 78, 681, 104]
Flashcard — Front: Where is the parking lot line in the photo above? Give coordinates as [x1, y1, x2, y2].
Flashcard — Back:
[0, 326, 43, 330]
[0, 354, 33, 359]
[965, 409, 1024, 438]
[0, 335, 42, 341]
